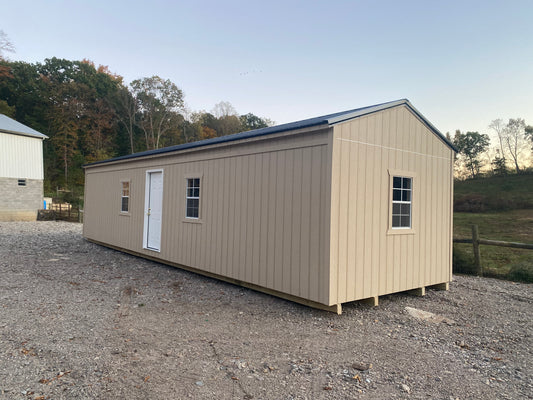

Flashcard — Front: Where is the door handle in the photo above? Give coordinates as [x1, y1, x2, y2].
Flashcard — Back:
[147, 208, 151, 216]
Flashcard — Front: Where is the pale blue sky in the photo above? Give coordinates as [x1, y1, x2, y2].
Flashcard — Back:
[2, 0, 533, 137]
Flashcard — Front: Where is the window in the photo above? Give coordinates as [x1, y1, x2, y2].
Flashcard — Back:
[186, 178, 200, 219]
[18, 179, 26, 186]
[392, 176, 412, 228]
[121, 181, 130, 213]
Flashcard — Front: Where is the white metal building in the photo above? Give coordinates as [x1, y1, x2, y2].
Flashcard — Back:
[0, 114, 48, 221]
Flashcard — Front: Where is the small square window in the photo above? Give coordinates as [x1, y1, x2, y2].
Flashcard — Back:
[18, 179, 26, 186]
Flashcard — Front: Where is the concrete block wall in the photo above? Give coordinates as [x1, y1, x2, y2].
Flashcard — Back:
[0, 177, 43, 221]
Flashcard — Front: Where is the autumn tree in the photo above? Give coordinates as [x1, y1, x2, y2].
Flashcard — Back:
[130, 76, 184, 150]
[453, 130, 490, 179]
[0, 29, 15, 82]
[503, 118, 527, 173]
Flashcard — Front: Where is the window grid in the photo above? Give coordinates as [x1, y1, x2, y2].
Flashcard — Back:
[392, 176, 412, 229]
[121, 181, 130, 213]
[186, 178, 200, 219]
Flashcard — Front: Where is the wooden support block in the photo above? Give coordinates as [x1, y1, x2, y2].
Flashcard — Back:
[432, 282, 449, 291]
[408, 287, 426, 296]
[361, 296, 379, 307]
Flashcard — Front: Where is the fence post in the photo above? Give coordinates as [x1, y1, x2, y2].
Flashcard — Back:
[472, 224, 482, 276]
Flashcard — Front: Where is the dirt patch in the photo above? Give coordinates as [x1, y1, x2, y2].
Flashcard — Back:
[0, 222, 531, 399]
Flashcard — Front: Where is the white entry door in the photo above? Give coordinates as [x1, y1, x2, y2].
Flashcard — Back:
[144, 170, 163, 251]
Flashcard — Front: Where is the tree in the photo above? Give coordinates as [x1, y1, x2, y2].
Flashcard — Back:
[488, 119, 507, 168]
[239, 113, 271, 131]
[0, 30, 14, 80]
[525, 125, 533, 152]
[49, 104, 79, 186]
[113, 85, 138, 153]
[503, 118, 527, 173]
[0, 30, 14, 59]
[212, 101, 237, 118]
[453, 130, 490, 179]
[491, 149, 507, 175]
[130, 76, 184, 149]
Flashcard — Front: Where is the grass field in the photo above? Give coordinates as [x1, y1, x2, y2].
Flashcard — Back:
[453, 173, 533, 281]
[454, 172, 533, 212]
[454, 209, 533, 279]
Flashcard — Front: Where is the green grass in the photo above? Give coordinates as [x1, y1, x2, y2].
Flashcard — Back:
[454, 209, 533, 282]
[454, 173, 533, 212]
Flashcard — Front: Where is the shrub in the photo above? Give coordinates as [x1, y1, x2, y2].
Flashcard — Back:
[454, 194, 533, 213]
[453, 245, 478, 275]
[454, 194, 486, 212]
[507, 261, 533, 283]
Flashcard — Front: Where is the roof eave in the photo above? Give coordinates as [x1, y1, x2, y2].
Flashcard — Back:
[0, 129, 48, 139]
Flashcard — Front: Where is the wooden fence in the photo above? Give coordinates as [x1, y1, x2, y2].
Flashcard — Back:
[38, 204, 83, 223]
[453, 224, 533, 276]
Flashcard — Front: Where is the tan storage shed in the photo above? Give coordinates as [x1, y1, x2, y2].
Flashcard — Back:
[83, 99, 456, 313]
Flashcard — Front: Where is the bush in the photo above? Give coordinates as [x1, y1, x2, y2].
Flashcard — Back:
[507, 261, 533, 283]
[454, 194, 533, 213]
[453, 245, 478, 275]
[454, 194, 486, 212]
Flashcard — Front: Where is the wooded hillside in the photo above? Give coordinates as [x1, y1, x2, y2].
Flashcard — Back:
[0, 57, 271, 200]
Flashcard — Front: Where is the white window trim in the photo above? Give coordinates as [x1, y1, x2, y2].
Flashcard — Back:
[120, 180, 131, 215]
[387, 169, 416, 235]
[183, 172, 203, 223]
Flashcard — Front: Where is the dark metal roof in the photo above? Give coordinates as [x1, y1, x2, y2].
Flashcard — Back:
[85, 99, 456, 167]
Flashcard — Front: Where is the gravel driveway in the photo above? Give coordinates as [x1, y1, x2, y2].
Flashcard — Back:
[0, 222, 531, 399]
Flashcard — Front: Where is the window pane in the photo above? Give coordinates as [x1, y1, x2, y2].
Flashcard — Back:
[402, 190, 411, 201]
[401, 216, 410, 227]
[186, 205, 199, 218]
[393, 177, 402, 188]
[187, 198, 199, 209]
[187, 188, 193, 197]
[400, 204, 410, 215]
[402, 178, 411, 189]
[392, 216, 400, 227]
[121, 197, 129, 212]
[187, 179, 193, 188]
[392, 203, 401, 215]
[193, 188, 200, 197]
[393, 189, 401, 201]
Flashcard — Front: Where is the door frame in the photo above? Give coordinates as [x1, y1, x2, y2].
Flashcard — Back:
[143, 169, 164, 252]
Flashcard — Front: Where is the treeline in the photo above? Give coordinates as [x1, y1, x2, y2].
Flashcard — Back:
[449, 119, 533, 180]
[0, 57, 272, 197]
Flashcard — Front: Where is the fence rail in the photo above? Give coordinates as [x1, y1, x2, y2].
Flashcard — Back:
[453, 224, 533, 276]
[38, 204, 83, 223]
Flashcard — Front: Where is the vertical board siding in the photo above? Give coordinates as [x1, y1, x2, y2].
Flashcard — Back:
[0, 134, 44, 180]
[330, 105, 453, 304]
[84, 132, 331, 305]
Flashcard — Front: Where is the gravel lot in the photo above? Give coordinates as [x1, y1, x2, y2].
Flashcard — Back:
[0, 221, 531, 400]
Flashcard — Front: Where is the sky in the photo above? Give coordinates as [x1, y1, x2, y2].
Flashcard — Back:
[2, 0, 533, 137]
